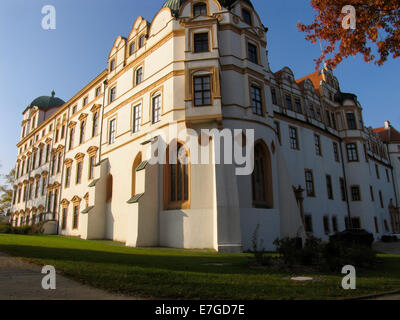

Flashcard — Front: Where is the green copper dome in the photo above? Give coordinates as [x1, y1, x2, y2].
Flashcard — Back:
[163, 0, 253, 17]
[27, 91, 65, 112]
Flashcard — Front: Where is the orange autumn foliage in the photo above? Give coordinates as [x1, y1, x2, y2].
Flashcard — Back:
[298, 0, 400, 69]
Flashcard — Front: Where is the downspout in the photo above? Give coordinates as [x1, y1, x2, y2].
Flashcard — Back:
[339, 139, 352, 229]
[56, 106, 71, 235]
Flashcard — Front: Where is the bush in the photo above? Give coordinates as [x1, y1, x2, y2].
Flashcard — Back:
[323, 241, 378, 271]
[273, 237, 302, 266]
[0, 223, 12, 234]
[250, 224, 272, 266]
[329, 229, 374, 248]
[300, 237, 323, 266]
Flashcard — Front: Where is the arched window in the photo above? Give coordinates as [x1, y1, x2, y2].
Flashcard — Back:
[106, 174, 113, 203]
[132, 152, 142, 197]
[164, 142, 190, 210]
[252, 141, 273, 208]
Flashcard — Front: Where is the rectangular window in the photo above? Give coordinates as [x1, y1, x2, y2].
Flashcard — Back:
[340, 178, 347, 201]
[375, 164, 380, 179]
[194, 33, 209, 53]
[129, 42, 135, 55]
[194, 75, 211, 106]
[41, 178, 46, 197]
[57, 153, 62, 173]
[271, 88, 277, 105]
[72, 106, 77, 114]
[326, 175, 333, 200]
[109, 119, 116, 144]
[386, 169, 390, 182]
[92, 112, 99, 137]
[333, 142, 340, 162]
[248, 43, 258, 64]
[309, 104, 315, 119]
[289, 127, 299, 150]
[110, 59, 115, 71]
[332, 216, 338, 233]
[95, 86, 101, 97]
[370, 185, 375, 202]
[295, 98, 302, 114]
[242, 8, 252, 25]
[89, 156, 95, 180]
[76, 162, 83, 185]
[305, 170, 315, 197]
[346, 143, 358, 162]
[34, 181, 39, 199]
[316, 108, 322, 120]
[69, 128, 75, 150]
[61, 125, 65, 140]
[61, 208, 67, 230]
[346, 113, 356, 129]
[323, 216, 330, 234]
[305, 215, 313, 233]
[374, 217, 379, 233]
[274, 121, 281, 144]
[79, 121, 86, 144]
[251, 86, 263, 115]
[285, 95, 293, 110]
[379, 190, 384, 208]
[139, 35, 145, 48]
[152, 95, 161, 124]
[133, 104, 142, 133]
[351, 186, 361, 201]
[83, 96, 88, 106]
[193, 3, 207, 16]
[65, 167, 71, 188]
[109, 86, 116, 103]
[324, 111, 331, 127]
[136, 67, 143, 85]
[72, 205, 79, 229]
[314, 134, 322, 156]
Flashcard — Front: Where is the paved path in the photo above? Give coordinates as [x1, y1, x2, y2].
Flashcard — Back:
[0, 252, 137, 300]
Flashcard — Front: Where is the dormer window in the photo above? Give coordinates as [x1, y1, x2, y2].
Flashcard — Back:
[110, 59, 115, 71]
[242, 8, 252, 25]
[129, 42, 135, 55]
[193, 3, 207, 16]
[139, 35, 145, 49]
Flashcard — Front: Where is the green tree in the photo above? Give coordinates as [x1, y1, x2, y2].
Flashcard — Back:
[0, 168, 15, 215]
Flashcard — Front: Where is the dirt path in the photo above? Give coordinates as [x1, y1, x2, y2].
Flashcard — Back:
[0, 252, 138, 300]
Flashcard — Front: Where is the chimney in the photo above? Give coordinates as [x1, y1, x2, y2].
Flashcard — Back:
[384, 120, 390, 129]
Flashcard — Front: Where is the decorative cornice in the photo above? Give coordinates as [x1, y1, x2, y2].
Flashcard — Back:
[78, 113, 89, 122]
[71, 195, 82, 204]
[90, 104, 102, 113]
[74, 152, 85, 161]
[68, 121, 77, 129]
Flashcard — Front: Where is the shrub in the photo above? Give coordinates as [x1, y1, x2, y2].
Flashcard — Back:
[273, 237, 302, 266]
[300, 237, 323, 266]
[250, 224, 272, 266]
[323, 241, 378, 271]
[0, 223, 12, 234]
[329, 229, 374, 248]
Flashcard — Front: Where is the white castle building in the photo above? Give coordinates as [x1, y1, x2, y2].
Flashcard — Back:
[10, 0, 400, 252]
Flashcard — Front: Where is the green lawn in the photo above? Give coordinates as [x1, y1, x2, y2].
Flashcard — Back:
[0, 234, 399, 300]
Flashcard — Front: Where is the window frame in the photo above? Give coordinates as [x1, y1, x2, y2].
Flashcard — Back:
[193, 75, 212, 107]
[305, 169, 315, 197]
[193, 32, 209, 53]
[152, 95, 162, 124]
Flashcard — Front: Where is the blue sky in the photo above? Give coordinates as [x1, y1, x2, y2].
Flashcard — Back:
[0, 0, 399, 178]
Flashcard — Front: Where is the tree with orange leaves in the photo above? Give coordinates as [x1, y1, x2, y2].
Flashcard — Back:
[298, 0, 400, 69]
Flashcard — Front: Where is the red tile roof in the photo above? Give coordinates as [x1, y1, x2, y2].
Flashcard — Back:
[373, 126, 400, 143]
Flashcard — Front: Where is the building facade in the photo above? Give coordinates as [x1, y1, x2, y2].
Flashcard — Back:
[10, 0, 400, 252]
